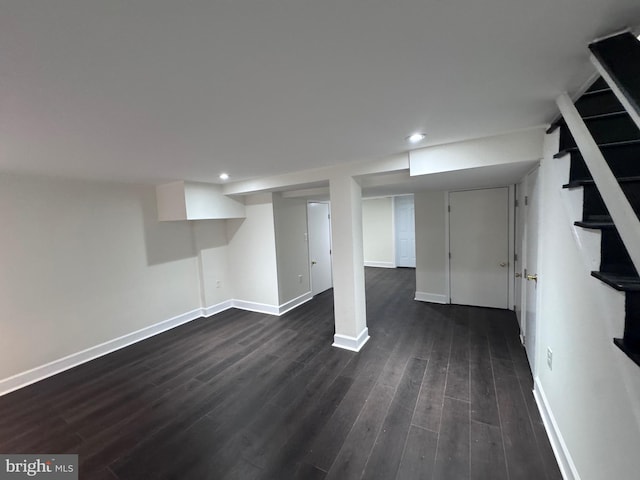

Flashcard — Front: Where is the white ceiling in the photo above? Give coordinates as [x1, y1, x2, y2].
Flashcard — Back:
[1, 0, 639, 185]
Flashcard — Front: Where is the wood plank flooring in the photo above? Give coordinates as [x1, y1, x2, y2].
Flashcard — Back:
[0, 267, 562, 479]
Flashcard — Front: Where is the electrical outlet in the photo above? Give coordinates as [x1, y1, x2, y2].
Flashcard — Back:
[547, 347, 553, 370]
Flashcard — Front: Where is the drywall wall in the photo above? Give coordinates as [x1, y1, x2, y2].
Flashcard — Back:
[532, 134, 640, 479]
[156, 181, 245, 221]
[409, 128, 544, 176]
[226, 193, 280, 308]
[0, 173, 203, 380]
[192, 220, 232, 308]
[362, 197, 394, 267]
[414, 191, 448, 303]
[272, 194, 311, 304]
[184, 182, 245, 219]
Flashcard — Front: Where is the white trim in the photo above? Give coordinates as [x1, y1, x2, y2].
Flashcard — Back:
[508, 184, 516, 310]
[231, 299, 280, 316]
[332, 328, 370, 352]
[278, 291, 313, 315]
[533, 377, 580, 480]
[391, 195, 396, 269]
[364, 261, 396, 269]
[591, 53, 640, 135]
[202, 299, 234, 317]
[444, 191, 451, 303]
[414, 291, 448, 304]
[0, 307, 204, 397]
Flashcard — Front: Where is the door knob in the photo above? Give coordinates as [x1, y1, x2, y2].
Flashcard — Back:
[499, 262, 508, 267]
[515, 272, 522, 278]
[311, 261, 317, 265]
[526, 273, 538, 282]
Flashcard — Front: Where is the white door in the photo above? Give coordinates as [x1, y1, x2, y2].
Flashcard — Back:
[449, 187, 510, 309]
[395, 195, 416, 267]
[523, 167, 540, 371]
[514, 182, 526, 330]
[308, 202, 333, 296]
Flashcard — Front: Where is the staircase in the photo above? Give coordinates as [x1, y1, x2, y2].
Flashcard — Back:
[549, 31, 640, 366]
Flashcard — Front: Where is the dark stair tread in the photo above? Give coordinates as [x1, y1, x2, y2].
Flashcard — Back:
[614, 338, 640, 367]
[585, 77, 610, 92]
[546, 109, 626, 134]
[581, 110, 628, 121]
[563, 176, 640, 189]
[574, 220, 615, 229]
[546, 122, 561, 134]
[554, 139, 640, 158]
[591, 271, 640, 291]
[589, 32, 640, 116]
[580, 87, 613, 97]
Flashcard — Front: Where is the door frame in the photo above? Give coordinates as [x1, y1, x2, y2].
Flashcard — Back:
[446, 185, 516, 308]
[519, 164, 542, 374]
[307, 201, 333, 296]
[394, 194, 416, 268]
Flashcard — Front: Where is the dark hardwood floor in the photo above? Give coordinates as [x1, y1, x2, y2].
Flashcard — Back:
[0, 268, 562, 479]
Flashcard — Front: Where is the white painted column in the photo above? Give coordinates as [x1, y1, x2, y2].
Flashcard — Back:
[329, 175, 369, 352]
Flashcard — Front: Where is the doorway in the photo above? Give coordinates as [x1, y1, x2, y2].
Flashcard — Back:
[307, 202, 333, 296]
[449, 187, 510, 309]
[395, 195, 416, 268]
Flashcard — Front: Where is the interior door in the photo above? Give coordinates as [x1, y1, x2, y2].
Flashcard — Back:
[514, 182, 526, 330]
[523, 167, 540, 371]
[449, 187, 510, 309]
[307, 202, 333, 296]
[395, 195, 416, 267]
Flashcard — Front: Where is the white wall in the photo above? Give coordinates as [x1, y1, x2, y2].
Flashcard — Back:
[362, 197, 394, 267]
[409, 128, 544, 176]
[272, 194, 311, 304]
[530, 134, 640, 480]
[226, 193, 280, 308]
[414, 191, 448, 303]
[192, 220, 232, 307]
[0, 173, 205, 380]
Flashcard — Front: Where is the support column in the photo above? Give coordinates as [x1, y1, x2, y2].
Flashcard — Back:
[329, 175, 369, 352]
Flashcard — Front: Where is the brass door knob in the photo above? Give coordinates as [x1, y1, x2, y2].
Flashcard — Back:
[526, 273, 538, 282]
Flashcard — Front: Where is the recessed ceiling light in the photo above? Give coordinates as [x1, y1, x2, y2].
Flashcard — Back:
[219, 173, 229, 180]
[407, 133, 427, 144]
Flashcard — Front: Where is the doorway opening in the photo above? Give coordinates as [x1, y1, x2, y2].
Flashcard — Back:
[307, 202, 333, 296]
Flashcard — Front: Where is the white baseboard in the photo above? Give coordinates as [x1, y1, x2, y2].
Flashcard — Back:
[364, 261, 396, 269]
[414, 291, 448, 304]
[278, 291, 313, 315]
[202, 300, 234, 317]
[533, 377, 580, 480]
[0, 307, 204, 397]
[0, 293, 316, 398]
[231, 299, 280, 316]
[333, 328, 370, 352]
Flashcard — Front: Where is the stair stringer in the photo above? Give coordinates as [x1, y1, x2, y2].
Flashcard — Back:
[545, 129, 640, 431]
